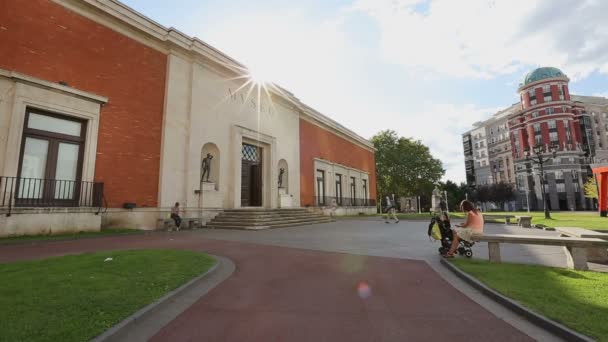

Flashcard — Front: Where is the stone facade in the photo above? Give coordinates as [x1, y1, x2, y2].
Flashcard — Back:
[0, 0, 377, 236]
[462, 67, 606, 211]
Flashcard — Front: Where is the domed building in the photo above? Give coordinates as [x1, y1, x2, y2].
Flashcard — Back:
[508, 67, 595, 210]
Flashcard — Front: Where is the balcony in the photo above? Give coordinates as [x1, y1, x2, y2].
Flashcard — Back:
[0, 176, 105, 216]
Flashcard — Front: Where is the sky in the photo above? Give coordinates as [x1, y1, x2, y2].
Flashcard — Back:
[122, 0, 608, 183]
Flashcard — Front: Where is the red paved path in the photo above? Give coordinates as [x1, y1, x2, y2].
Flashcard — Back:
[0, 233, 532, 341]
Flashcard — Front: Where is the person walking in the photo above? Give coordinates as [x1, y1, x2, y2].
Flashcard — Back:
[170, 202, 182, 231]
[384, 193, 399, 224]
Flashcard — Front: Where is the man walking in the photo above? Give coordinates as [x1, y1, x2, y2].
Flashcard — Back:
[384, 193, 399, 224]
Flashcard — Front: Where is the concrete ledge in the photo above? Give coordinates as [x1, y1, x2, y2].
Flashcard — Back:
[440, 258, 594, 342]
[92, 255, 235, 342]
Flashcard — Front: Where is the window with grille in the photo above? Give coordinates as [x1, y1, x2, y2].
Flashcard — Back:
[242, 143, 260, 162]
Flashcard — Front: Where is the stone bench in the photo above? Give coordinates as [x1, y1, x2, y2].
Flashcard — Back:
[471, 233, 608, 270]
[556, 227, 608, 263]
[157, 217, 202, 231]
[482, 214, 515, 224]
[515, 215, 532, 228]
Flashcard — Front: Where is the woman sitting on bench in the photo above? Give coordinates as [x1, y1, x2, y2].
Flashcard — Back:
[444, 200, 484, 258]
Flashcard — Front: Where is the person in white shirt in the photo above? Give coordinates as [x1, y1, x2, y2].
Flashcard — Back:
[384, 194, 399, 224]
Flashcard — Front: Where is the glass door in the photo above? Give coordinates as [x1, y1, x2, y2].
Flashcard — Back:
[54, 142, 80, 201]
[18, 137, 50, 200]
[16, 109, 86, 207]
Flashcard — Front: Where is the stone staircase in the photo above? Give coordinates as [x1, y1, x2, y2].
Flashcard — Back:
[205, 208, 333, 230]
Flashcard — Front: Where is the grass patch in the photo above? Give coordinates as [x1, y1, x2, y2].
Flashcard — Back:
[0, 228, 145, 245]
[376, 210, 607, 230]
[0, 249, 216, 342]
[471, 211, 608, 230]
[451, 259, 608, 341]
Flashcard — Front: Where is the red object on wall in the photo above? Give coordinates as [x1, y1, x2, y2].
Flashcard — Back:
[299, 119, 377, 207]
[0, 0, 167, 208]
[592, 165, 608, 217]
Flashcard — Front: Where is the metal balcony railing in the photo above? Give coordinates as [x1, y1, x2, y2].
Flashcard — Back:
[0, 176, 105, 216]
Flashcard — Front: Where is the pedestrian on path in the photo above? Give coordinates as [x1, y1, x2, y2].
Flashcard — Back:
[171, 202, 182, 231]
[384, 194, 399, 224]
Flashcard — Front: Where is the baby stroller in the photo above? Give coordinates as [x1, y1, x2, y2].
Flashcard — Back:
[427, 211, 474, 258]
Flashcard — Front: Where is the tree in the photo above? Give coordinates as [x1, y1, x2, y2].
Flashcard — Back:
[372, 130, 445, 206]
[439, 180, 469, 211]
[584, 177, 598, 199]
[488, 182, 516, 210]
[471, 184, 491, 206]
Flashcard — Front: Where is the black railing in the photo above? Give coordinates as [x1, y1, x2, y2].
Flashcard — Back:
[0, 176, 104, 216]
[314, 196, 376, 207]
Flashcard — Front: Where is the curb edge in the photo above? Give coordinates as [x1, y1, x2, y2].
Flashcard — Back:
[440, 258, 595, 342]
[92, 254, 233, 341]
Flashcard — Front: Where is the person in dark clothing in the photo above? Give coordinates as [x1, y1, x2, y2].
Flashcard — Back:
[384, 194, 399, 224]
[171, 202, 182, 231]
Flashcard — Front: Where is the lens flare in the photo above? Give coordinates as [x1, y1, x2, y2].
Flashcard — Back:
[357, 281, 372, 299]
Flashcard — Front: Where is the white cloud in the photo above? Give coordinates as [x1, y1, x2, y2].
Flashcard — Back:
[352, 0, 608, 80]
[353, 103, 500, 184]
[593, 91, 608, 98]
[192, 4, 502, 184]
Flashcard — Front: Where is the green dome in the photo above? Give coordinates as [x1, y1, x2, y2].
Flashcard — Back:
[519, 67, 567, 88]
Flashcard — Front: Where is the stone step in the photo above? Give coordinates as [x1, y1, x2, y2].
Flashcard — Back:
[212, 215, 326, 223]
[208, 216, 332, 227]
[224, 209, 309, 215]
[224, 208, 307, 212]
[215, 212, 323, 219]
[205, 218, 334, 230]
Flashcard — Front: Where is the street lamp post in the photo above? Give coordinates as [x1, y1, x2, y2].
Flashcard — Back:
[518, 173, 531, 213]
[525, 143, 557, 220]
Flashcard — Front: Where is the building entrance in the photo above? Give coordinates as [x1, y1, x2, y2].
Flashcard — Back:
[241, 143, 262, 207]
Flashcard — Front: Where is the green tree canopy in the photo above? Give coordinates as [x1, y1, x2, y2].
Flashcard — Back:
[584, 177, 598, 199]
[372, 130, 444, 202]
[438, 180, 470, 211]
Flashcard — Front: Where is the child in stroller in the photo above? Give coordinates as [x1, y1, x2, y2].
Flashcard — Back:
[427, 211, 474, 258]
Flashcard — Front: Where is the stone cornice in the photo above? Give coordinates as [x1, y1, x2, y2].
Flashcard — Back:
[299, 104, 375, 151]
[0, 68, 108, 104]
[55, 0, 372, 151]
[517, 76, 569, 92]
[510, 100, 573, 119]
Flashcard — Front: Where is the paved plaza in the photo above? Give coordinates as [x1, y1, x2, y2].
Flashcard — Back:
[1, 218, 588, 341]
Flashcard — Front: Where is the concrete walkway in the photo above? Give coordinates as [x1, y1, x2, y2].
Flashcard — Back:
[0, 219, 574, 341]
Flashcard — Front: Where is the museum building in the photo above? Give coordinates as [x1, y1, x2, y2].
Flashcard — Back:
[0, 0, 377, 236]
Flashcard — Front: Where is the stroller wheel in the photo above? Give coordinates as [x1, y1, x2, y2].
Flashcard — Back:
[464, 250, 473, 258]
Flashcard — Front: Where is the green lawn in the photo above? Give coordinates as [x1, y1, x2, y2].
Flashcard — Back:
[471, 211, 608, 230]
[0, 228, 145, 245]
[373, 210, 607, 230]
[0, 249, 216, 342]
[452, 259, 608, 341]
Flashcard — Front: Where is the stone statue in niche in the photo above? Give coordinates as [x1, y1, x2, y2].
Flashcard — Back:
[201, 153, 213, 183]
[278, 168, 285, 188]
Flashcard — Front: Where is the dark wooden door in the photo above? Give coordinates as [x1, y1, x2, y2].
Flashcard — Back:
[250, 164, 262, 206]
[240, 143, 263, 207]
[241, 161, 251, 207]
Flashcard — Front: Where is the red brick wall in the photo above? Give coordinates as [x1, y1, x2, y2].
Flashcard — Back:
[299, 119, 377, 206]
[0, 0, 167, 207]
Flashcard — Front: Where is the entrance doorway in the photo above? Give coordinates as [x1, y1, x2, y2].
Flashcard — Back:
[241, 143, 262, 207]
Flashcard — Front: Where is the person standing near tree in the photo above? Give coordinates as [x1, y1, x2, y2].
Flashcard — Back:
[384, 193, 399, 224]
